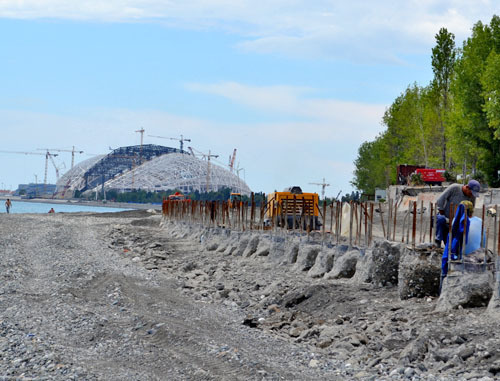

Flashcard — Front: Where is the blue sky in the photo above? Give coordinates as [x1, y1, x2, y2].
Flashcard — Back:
[0, 1, 498, 198]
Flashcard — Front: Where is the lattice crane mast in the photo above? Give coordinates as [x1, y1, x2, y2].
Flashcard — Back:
[148, 134, 191, 152]
[309, 178, 330, 200]
[0, 150, 59, 192]
[187, 146, 219, 192]
[135, 128, 145, 164]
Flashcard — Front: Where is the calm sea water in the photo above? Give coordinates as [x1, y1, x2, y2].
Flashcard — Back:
[2, 201, 131, 214]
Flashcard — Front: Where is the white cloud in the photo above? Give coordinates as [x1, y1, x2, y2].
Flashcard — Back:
[186, 81, 386, 142]
[0, 1, 497, 61]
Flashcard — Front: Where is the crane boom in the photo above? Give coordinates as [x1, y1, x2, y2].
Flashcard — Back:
[37, 147, 83, 168]
[308, 178, 330, 200]
[149, 134, 191, 151]
[0, 150, 59, 193]
[229, 149, 237, 173]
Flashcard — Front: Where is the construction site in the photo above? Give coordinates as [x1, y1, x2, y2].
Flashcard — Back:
[1, 132, 251, 199]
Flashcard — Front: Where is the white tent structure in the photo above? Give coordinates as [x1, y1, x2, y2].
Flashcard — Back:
[55, 147, 251, 197]
[103, 153, 251, 195]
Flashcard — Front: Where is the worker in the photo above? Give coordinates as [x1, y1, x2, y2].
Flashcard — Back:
[439, 201, 473, 293]
[5, 198, 11, 214]
[435, 179, 480, 248]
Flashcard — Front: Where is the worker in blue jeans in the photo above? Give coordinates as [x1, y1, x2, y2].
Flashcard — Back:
[435, 180, 480, 247]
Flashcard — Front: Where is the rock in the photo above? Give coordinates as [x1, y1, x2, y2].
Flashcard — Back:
[206, 242, 218, 251]
[308, 359, 319, 368]
[268, 237, 287, 263]
[293, 244, 321, 272]
[324, 249, 359, 279]
[398, 246, 441, 299]
[308, 247, 335, 278]
[242, 235, 259, 257]
[234, 237, 250, 256]
[458, 346, 475, 360]
[371, 240, 403, 287]
[351, 248, 374, 284]
[436, 272, 493, 312]
[399, 335, 428, 364]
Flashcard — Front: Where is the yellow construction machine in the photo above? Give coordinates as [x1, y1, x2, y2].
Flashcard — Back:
[265, 186, 321, 229]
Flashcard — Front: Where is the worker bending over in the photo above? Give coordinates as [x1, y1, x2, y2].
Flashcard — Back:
[435, 179, 480, 247]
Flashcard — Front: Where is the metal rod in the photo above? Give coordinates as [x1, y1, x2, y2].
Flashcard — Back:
[349, 201, 353, 249]
[369, 203, 374, 246]
[392, 200, 398, 242]
[412, 201, 417, 249]
[379, 202, 386, 238]
[481, 204, 485, 248]
[419, 200, 424, 243]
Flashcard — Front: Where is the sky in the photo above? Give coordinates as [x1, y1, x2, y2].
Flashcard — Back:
[0, 1, 498, 199]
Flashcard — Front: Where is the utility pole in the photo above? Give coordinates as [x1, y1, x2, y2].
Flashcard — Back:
[309, 178, 330, 200]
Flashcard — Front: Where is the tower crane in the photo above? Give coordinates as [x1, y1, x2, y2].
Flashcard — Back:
[0, 150, 59, 193]
[37, 146, 83, 168]
[148, 134, 191, 152]
[187, 147, 218, 192]
[228, 149, 237, 173]
[135, 128, 145, 164]
[309, 178, 330, 200]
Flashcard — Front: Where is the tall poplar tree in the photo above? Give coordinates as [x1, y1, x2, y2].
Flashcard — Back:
[431, 27, 456, 169]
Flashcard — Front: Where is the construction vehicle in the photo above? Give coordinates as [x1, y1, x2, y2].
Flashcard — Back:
[228, 192, 242, 208]
[168, 191, 189, 201]
[415, 168, 445, 185]
[265, 186, 321, 230]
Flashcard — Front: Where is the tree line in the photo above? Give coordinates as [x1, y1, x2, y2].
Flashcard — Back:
[79, 187, 268, 206]
[352, 15, 500, 195]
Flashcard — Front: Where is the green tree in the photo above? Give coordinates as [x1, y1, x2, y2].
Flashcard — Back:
[451, 16, 500, 185]
[431, 27, 456, 168]
[351, 138, 390, 195]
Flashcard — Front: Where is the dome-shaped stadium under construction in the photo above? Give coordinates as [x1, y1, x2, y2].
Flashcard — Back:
[55, 144, 252, 198]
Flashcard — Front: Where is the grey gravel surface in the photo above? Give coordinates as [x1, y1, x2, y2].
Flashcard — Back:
[0, 212, 337, 380]
[1, 211, 500, 381]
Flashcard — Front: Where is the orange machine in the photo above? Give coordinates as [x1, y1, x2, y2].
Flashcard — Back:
[265, 186, 321, 229]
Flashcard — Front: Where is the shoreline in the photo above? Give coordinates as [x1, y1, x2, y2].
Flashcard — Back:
[0, 196, 162, 211]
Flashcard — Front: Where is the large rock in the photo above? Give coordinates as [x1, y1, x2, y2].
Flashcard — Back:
[436, 272, 493, 311]
[372, 240, 403, 287]
[351, 248, 373, 284]
[269, 237, 300, 264]
[308, 246, 335, 278]
[324, 249, 359, 279]
[242, 235, 260, 257]
[254, 236, 271, 257]
[268, 236, 287, 263]
[234, 235, 250, 256]
[293, 244, 322, 272]
[398, 245, 441, 299]
[487, 281, 500, 317]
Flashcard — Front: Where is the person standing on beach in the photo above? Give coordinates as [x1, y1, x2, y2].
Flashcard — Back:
[5, 199, 12, 214]
[435, 180, 480, 247]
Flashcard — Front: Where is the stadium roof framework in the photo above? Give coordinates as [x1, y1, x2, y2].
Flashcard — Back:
[55, 145, 252, 197]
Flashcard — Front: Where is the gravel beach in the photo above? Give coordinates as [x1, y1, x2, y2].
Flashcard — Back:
[1, 210, 500, 380]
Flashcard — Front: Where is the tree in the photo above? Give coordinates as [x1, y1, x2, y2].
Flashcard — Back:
[451, 16, 500, 186]
[431, 27, 456, 168]
[351, 138, 390, 195]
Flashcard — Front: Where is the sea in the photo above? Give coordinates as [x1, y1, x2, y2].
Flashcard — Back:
[2, 200, 132, 214]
